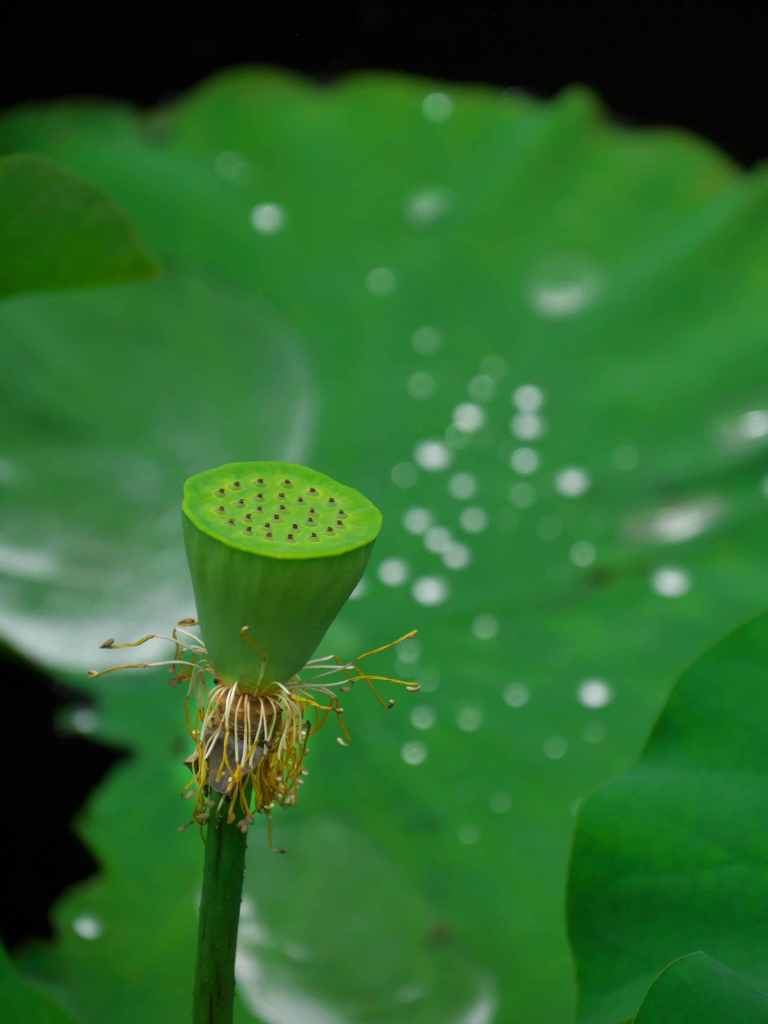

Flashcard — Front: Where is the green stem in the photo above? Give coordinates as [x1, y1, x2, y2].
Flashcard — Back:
[193, 814, 247, 1024]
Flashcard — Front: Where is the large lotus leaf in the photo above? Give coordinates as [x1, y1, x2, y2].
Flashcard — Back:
[3, 72, 768, 1024]
[568, 613, 768, 1024]
[0, 153, 157, 297]
[634, 953, 768, 1024]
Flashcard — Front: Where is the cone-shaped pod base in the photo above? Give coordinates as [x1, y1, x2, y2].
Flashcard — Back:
[182, 461, 381, 688]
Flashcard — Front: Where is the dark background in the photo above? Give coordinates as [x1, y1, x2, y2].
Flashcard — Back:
[0, 3, 764, 165]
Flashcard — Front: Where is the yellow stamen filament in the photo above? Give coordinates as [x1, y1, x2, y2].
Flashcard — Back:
[356, 630, 418, 661]
[87, 659, 199, 678]
[90, 622, 419, 840]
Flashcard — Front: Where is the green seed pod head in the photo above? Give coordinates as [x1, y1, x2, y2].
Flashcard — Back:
[182, 461, 382, 690]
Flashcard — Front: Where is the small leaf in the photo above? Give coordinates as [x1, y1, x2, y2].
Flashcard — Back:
[569, 613, 768, 1023]
[634, 952, 768, 1023]
[0, 944, 78, 1023]
[0, 154, 158, 298]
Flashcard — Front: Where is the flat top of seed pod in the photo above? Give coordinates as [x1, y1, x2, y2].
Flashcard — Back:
[183, 461, 382, 558]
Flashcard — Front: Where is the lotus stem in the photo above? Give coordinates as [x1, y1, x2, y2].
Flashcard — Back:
[193, 811, 247, 1024]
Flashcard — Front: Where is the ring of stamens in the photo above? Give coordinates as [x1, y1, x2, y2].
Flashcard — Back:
[194, 684, 309, 823]
[89, 621, 419, 839]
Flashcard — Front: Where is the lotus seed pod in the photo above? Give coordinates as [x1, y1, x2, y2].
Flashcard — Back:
[182, 461, 382, 689]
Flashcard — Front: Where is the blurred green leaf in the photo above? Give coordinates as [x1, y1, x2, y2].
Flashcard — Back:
[3, 72, 768, 1023]
[0, 944, 78, 1023]
[569, 613, 768, 1024]
[0, 154, 158, 297]
[634, 953, 768, 1023]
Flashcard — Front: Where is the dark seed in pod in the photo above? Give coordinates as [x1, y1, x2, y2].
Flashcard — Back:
[283, 479, 292, 486]
[297, 496, 305, 504]
[292, 523, 299, 530]
[227, 519, 235, 526]
[256, 505, 263, 512]
[245, 513, 253, 521]
[273, 513, 280, 520]
[326, 527, 334, 534]
[308, 487, 318, 495]
[233, 481, 241, 488]
[307, 517, 316, 524]
[328, 497, 336, 505]
[277, 492, 285, 499]
[279, 504, 286, 511]
[216, 488, 226, 496]
[309, 507, 316, 514]
[265, 531, 272, 538]
[310, 532, 318, 539]
[217, 505, 225, 513]
[245, 526, 253, 534]
[237, 498, 245, 506]
[287, 533, 294, 541]
[264, 522, 271, 529]
[256, 478, 265, 484]
[255, 493, 263, 500]
[336, 520, 343, 526]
